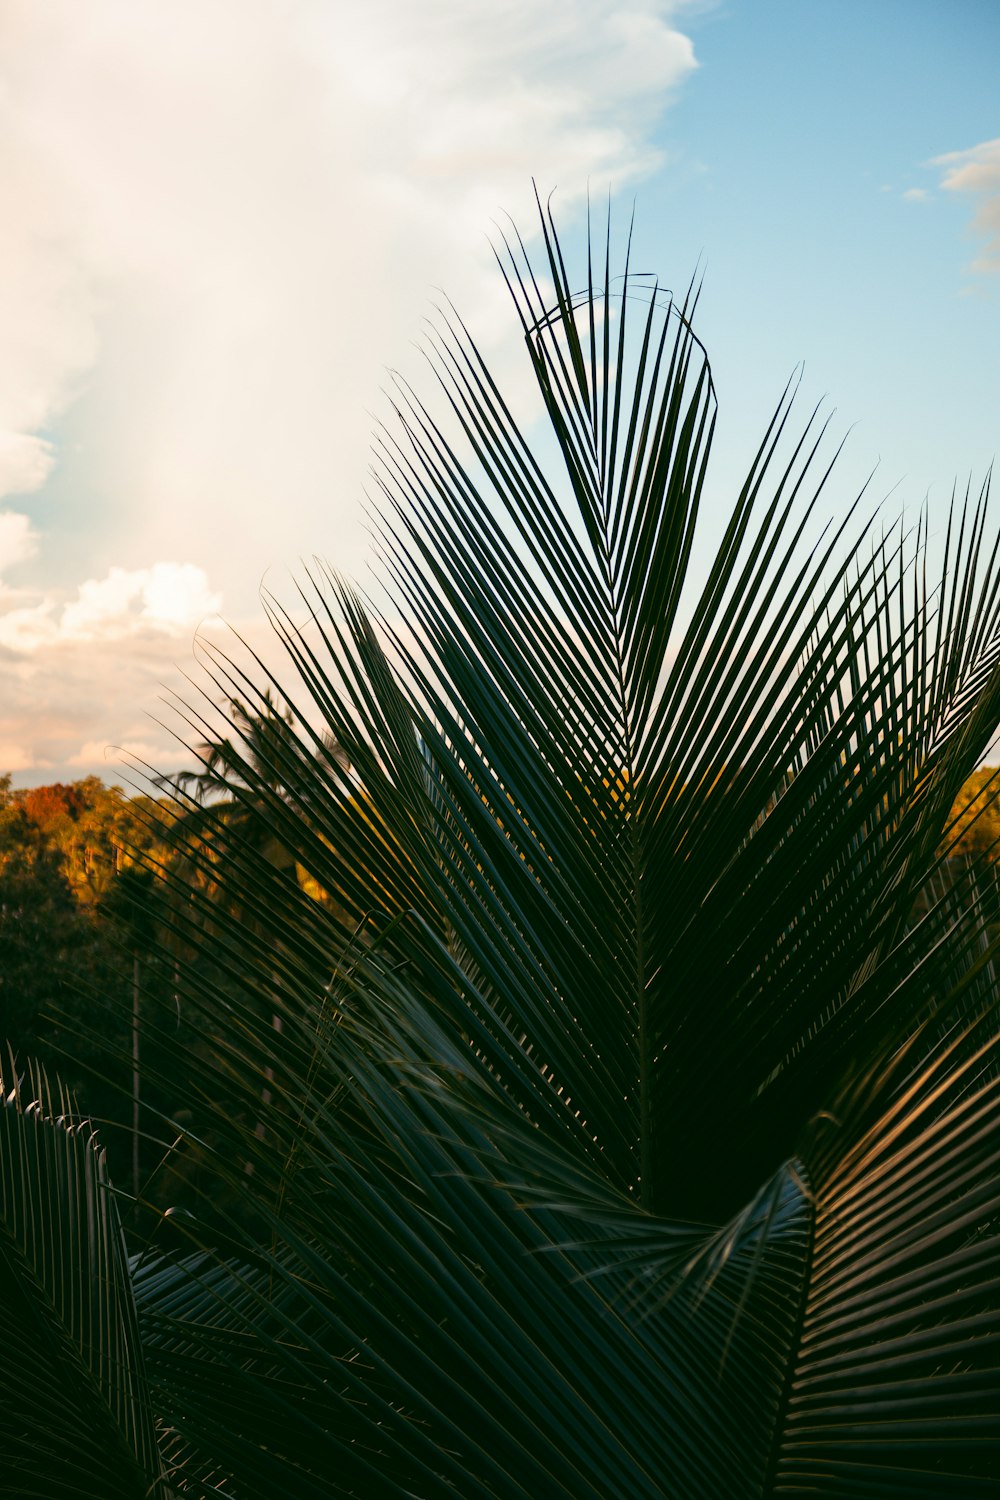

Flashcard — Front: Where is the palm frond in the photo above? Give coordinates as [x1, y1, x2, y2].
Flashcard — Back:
[0, 1057, 164, 1498]
[110, 198, 1000, 1496]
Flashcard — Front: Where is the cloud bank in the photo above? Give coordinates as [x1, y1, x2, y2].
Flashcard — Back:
[0, 0, 698, 780]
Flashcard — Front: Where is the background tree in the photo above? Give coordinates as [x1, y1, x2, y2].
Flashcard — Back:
[0, 775, 184, 1197]
[944, 764, 1000, 859]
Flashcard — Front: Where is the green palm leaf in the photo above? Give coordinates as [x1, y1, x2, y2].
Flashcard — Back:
[121, 198, 1000, 1496]
[0, 1059, 164, 1498]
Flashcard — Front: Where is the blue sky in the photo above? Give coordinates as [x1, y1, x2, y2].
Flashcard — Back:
[640, 1, 999, 515]
[0, 0, 996, 784]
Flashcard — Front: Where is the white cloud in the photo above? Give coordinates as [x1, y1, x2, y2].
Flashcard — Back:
[0, 560, 221, 657]
[933, 136, 1000, 273]
[0, 598, 56, 654]
[0, 740, 37, 773]
[0, 432, 55, 496]
[59, 569, 143, 639]
[0, 510, 39, 570]
[59, 562, 222, 642]
[902, 187, 929, 203]
[0, 0, 696, 590]
[140, 562, 223, 628]
[0, 95, 99, 505]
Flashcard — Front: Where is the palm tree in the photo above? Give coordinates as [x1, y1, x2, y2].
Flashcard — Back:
[147, 691, 351, 1191]
[5, 198, 1000, 1497]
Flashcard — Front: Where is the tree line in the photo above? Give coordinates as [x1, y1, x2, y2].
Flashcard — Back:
[2, 749, 998, 1238]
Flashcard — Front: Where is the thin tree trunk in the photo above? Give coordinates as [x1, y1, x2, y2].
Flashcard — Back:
[131, 955, 140, 1198]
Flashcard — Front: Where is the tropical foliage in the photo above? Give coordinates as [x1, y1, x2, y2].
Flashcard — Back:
[4, 202, 1000, 1496]
[0, 776, 164, 1189]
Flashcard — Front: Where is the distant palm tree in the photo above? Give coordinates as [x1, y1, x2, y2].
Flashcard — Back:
[153, 690, 352, 1175]
[4, 199, 1000, 1498]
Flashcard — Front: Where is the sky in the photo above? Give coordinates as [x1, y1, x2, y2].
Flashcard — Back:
[0, 0, 997, 786]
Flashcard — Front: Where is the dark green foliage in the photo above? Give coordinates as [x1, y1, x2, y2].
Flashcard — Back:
[4, 201, 1000, 1496]
[0, 842, 82, 1048]
[0, 1061, 166, 1498]
[0, 779, 196, 1199]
